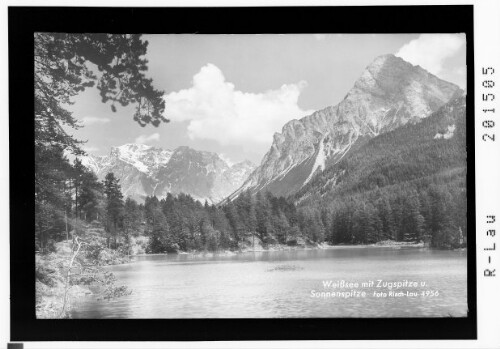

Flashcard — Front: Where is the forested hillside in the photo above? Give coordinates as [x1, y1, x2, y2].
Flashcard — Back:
[293, 95, 467, 248]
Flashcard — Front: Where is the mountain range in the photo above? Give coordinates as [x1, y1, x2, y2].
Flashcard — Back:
[81, 144, 255, 204]
[227, 54, 462, 201]
[82, 53, 465, 207]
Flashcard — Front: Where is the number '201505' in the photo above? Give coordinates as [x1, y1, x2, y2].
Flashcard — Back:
[482, 67, 496, 142]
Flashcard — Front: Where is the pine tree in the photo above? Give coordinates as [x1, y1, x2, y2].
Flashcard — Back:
[103, 172, 124, 249]
[376, 197, 395, 241]
[71, 158, 86, 233]
[401, 194, 424, 242]
[273, 212, 290, 244]
[307, 213, 325, 243]
[148, 208, 171, 253]
[366, 203, 382, 243]
[391, 197, 404, 241]
[352, 203, 368, 244]
[209, 205, 232, 249]
[144, 196, 160, 227]
[255, 192, 272, 245]
[35, 145, 73, 251]
[79, 170, 104, 222]
[225, 202, 245, 247]
[329, 211, 340, 244]
[123, 197, 142, 255]
[453, 188, 467, 246]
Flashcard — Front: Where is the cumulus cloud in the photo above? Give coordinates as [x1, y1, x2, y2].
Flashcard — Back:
[81, 116, 111, 126]
[395, 34, 465, 76]
[82, 145, 99, 152]
[135, 133, 160, 144]
[164, 64, 313, 148]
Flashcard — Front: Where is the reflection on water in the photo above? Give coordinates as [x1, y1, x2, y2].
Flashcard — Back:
[71, 247, 467, 318]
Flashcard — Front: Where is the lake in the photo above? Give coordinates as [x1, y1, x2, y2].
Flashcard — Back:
[71, 247, 468, 318]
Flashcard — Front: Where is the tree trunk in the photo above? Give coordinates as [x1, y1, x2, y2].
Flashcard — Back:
[113, 221, 117, 249]
[40, 229, 45, 252]
[59, 237, 82, 318]
[65, 209, 69, 242]
[74, 183, 78, 234]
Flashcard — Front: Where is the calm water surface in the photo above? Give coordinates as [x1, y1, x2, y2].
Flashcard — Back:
[71, 247, 467, 318]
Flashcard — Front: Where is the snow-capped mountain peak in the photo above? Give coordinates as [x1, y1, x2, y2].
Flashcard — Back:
[81, 144, 255, 203]
[108, 143, 172, 176]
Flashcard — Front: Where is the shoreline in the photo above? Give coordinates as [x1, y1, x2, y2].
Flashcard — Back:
[131, 240, 445, 258]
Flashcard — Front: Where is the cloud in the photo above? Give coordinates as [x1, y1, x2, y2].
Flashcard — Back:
[135, 133, 160, 144]
[219, 153, 235, 167]
[164, 64, 313, 149]
[395, 34, 465, 76]
[454, 66, 467, 88]
[82, 145, 99, 153]
[455, 66, 466, 76]
[313, 34, 327, 41]
[81, 116, 111, 126]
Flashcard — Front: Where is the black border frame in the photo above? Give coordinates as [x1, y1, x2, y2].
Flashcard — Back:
[9, 5, 476, 341]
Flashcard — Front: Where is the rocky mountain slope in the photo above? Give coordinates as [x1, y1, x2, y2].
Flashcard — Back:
[294, 94, 467, 208]
[228, 54, 462, 200]
[81, 144, 255, 203]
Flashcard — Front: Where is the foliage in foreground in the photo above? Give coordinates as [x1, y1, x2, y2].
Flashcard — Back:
[36, 234, 131, 319]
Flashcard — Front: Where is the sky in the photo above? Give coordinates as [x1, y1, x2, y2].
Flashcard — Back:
[66, 34, 466, 164]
